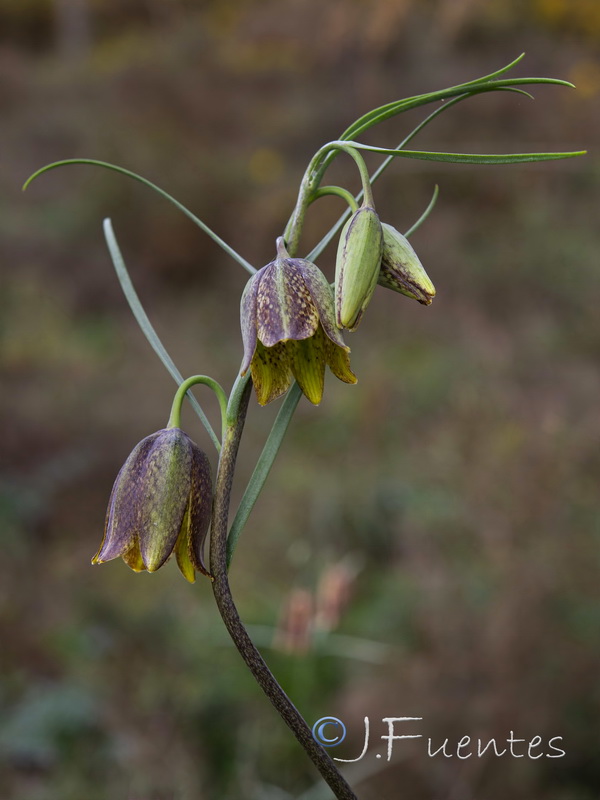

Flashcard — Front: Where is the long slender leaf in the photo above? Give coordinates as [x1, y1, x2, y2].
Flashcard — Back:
[336, 141, 586, 165]
[307, 92, 476, 262]
[341, 75, 574, 142]
[227, 381, 302, 566]
[24, 159, 256, 275]
[308, 86, 583, 264]
[308, 92, 511, 263]
[352, 83, 536, 137]
[494, 87, 535, 100]
[404, 185, 439, 238]
[103, 219, 221, 452]
[336, 53, 529, 141]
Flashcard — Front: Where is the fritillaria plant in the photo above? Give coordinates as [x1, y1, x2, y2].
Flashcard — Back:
[25, 56, 584, 800]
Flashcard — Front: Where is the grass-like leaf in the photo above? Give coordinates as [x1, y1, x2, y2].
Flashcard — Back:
[23, 159, 256, 276]
[103, 219, 221, 452]
[307, 91, 495, 262]
[404, 185, 439, 238]
[337, 141, 586, 165]
[227, 381, 302, 566]
[340, 71, 573, 142]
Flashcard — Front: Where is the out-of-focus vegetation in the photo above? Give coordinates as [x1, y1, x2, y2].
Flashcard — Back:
[1, 2, 598, 799]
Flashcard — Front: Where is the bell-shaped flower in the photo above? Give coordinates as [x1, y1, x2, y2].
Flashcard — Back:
[379, 223, 436, 305]
[92, 427, 212, 583]
[240, 237, 357, 406]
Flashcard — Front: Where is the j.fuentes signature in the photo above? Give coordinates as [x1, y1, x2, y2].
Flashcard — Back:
[312, 716, 566, 763]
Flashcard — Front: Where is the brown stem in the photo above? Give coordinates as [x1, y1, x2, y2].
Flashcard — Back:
[209, 380, 358, 800]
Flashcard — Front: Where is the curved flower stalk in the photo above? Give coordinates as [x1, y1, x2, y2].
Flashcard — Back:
[25, 56, 585, 800]
[241, 237, 356, 405]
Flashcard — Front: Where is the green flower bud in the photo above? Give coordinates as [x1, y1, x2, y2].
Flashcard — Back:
[92, 428, 212, 583]
[240, 238, 357, 406]
[335, 204, 383, 331]
[379, 223, 435, 305]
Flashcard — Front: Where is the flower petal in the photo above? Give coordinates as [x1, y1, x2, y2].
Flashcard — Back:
[250, 340, 293, 405]
[240, 272, 260, 375]
[325, 334, 358, 385]
[187, 443, 213, 577]
[175, 503, 196, 583]
[92, 431, 161, 565]
[256, 259, 319, 347]
[290, 329, 326, 405]
[137, 428, 193, 572]
[298, 259, 348, 350]
[121, 540, 146, 572]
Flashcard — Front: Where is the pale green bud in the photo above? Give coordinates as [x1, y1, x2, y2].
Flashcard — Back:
[379, 223, 435, 305]
[335, 204, 383, 331]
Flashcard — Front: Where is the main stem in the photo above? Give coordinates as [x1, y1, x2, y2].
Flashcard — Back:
[210, 381, 358, 800]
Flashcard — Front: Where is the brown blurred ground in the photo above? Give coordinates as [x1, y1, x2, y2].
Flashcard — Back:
[0, 2, 598, 799]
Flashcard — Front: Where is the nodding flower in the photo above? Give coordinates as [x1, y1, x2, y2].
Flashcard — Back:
[93, 427, 213, 583]
[240, 237, 357, 406]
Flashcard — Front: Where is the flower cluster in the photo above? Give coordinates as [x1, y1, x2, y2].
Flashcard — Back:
[241, 212, 435, 406]
[95, 197, 436, 581]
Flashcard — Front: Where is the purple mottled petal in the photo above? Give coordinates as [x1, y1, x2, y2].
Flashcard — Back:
[297, 259, 348, 350]
[93, 431, 162, 564]
[250, 340, 293, 405]
[175, 504, 196, 583]
[187, 443, 213, 576]
[240, 271, 260, 375]
[138, 428, 193, 572]
[256, 259, 319, 347]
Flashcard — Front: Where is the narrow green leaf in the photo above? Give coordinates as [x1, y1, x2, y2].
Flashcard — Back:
[227, 381, 302, 567]
[339, 141, 586, 165]
[307, 92, 494, 262]
[308, 83, 583, 264]
[495, 87, 535, 100]
[345, 51, 526, 143]
[103, 219, 221, 452]
[23, 159, 256, 276]
[403, 185, 439, 239]
[460, 52, 526, 82]
[340, 75, 574, 142]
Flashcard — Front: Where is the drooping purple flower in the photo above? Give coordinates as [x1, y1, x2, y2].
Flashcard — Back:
[92, 427, 212, 583]
[240, 238, 357, 405]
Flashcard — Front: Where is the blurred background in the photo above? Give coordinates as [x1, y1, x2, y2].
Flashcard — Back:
[0, 1, 598, 799]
